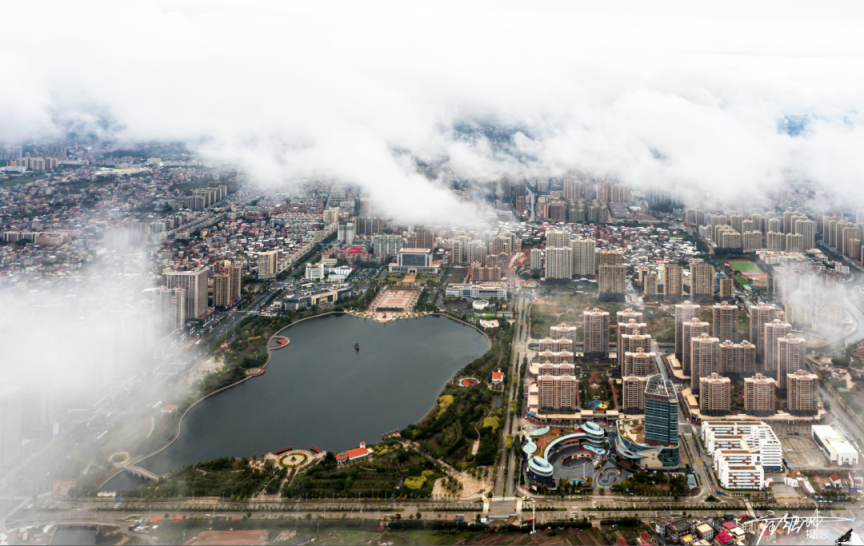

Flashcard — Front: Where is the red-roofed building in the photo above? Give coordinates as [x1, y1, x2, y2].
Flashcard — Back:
[492, 369, 505, 384]
[830, 474, 842, 487]
[638, 531, 652, 545]
[616, 539, 627, 546]
[715, 531, 732, 545]
[335, 441, 372, 465]
[160, 404, 177, 414]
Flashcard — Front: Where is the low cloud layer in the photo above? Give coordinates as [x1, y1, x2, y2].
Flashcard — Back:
[4, 1, 864, 219]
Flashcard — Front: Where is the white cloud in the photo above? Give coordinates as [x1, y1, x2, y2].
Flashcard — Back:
[3, 0, 864, 216]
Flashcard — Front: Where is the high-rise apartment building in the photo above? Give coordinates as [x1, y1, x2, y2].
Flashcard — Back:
[644, 273, 659, 298]
[763, 319, 792, 374]
[785, 233, 804, 253]
[766, 231, 784, 251]
[146, 286, 186, 335]
[712, 302, 738, 343]
[550, 323, 579, 346]
[323, 207, 339, 224]
[644, 375, 679, 448]
[718, 340, 756, 376]
[682, 318, 710, 374]
[795, 219, 817, 250]
[372, 234, 404, 256]
[411, 227, 435, 249]
[623, 347, 656, 377]
[690, 259, 714, 301]
[787, 369, 819, 416]
[700, 373, 731, 416]
[663, 263, 684, 301]
[213, 273, 231, 308]
[750, 304, 777, 362]
[571, 238, 596, 276]
[691, 333, 720, 393]
[675, 302, 701, 357]
[545, 229, 570, 248]
[258, 250, 279, 278]
[744, 374, 776, 416]
[743, 231, 763, 252]
[583, 308, 610, 359]
[544, 247, 572, 280]
[719, 277, 734, 298]
[529, 248, 543, 271]
[616, 308, 643, 344]
[598, 264, 626, 299]
[537, 375, 578, 413]
[164, 267, 209, 322]
[622, 376, 650, 414]
[599, 249, 623, 266]
[777, 334, 807, 392]
[618, 324, 649, 371]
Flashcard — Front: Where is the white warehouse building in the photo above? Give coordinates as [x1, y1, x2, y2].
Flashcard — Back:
[812, 425, 859, 466]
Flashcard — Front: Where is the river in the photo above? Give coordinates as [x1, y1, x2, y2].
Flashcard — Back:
[135, 314, 489, 477]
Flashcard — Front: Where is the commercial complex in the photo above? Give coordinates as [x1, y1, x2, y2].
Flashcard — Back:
[616, 375, 680, 468]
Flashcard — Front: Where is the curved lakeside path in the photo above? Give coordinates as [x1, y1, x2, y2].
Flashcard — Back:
[128, 313, 490, 479]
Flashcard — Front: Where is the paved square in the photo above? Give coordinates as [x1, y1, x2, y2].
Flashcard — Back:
[780, 435, 827, 468]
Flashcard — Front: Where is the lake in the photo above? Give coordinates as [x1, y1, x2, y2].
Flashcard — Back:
[136, 314, 489, 476]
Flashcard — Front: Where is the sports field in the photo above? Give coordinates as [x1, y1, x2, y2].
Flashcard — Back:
[725, 259, 767, 287]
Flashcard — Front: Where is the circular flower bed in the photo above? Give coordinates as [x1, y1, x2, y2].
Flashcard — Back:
[279, 452, 309, 468]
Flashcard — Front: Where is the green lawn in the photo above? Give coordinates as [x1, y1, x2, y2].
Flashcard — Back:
[725, 259, 763, 274]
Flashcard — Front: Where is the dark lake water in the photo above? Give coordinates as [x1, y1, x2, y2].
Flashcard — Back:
[51, 526, 97, 545]
[136, 314, 488, 477]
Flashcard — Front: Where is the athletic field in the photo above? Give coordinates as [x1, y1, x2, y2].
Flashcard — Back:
[725, 259, 767, 288]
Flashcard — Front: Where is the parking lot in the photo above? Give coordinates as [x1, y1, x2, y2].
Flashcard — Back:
[780, 435, 827, 468]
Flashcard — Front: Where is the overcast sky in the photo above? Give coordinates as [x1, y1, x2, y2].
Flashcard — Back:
[3, 1, 864, 220]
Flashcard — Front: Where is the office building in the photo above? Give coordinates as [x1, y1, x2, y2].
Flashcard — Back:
[389, 248, 439, 274]
[675, 302, 701, 357]
[744, 374, 776, 417]
[537, 375, 578, 413]
[164, 267, 209, 322]
[749, 304, 777, 362]
[644, 375, 679, 448]
[700, 373, 731, 416]
[712, 302, 738, 343]
[571, 238, 596, 276]
[787, 369, 819, 416]
[777, 334, 807, 392]
[583, 308, 610, 359]
[718, 339, 756, 376]
[622, 375, 651, 413]
[691, 333, 720, 393]
[682, 318, 710, 374]
[764, 319, 792, 374]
